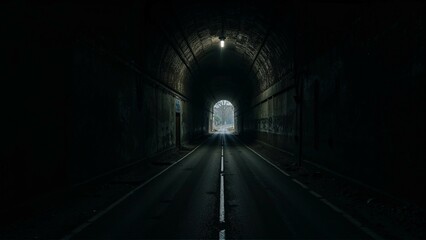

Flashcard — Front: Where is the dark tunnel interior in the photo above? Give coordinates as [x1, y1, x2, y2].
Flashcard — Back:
[1, 0, 425, 238]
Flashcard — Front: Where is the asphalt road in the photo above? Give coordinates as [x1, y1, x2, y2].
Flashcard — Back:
[69, 133, 372, 239]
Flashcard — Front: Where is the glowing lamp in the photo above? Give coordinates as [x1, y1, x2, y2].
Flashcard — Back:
[219, 36, 226, 48]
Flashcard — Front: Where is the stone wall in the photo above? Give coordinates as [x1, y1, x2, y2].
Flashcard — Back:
[240, 2, 425, 207]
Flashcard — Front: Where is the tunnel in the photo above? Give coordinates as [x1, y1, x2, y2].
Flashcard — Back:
[1, 0, 425, 238]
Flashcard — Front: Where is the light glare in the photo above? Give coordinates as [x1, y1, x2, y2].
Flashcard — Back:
[220, 40, 225, 48]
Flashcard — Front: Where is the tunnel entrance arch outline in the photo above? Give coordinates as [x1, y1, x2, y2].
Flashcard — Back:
[212, 100, 235, 133]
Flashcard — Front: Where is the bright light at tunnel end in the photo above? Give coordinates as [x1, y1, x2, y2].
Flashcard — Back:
[219, 36, 225, 48]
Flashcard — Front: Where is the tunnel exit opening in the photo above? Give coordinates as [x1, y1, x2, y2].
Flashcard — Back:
[212, 100, 235, 133]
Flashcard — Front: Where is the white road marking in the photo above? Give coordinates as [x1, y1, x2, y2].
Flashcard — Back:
[292, 179, 309, 189]
[239, 137, 384, 240]
[360, 226, 385, 240]
[219, 134, 226, 240]
[219, 229, 226, 240]
[255, 139, 295, 156]
[320, 199, 343, 213]
[221, 156, 224, 173]
[219, 174, 225, 224]
[61, 137, 209, 240]
[309, 190, 323, 198]
[244, 144, 291, 177]
[342, 213, 362, 227]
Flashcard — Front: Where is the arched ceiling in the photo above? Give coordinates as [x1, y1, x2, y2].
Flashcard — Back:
[142, 0, 295, 108]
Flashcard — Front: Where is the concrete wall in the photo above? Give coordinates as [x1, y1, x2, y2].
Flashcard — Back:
[299, 3, 425, 206]
[238, 80, 298, 153]
[1, 2, 200, 210]
[2, 9, 70, 208]
[240, 2, 425, 207]
[68, 42, 184, 184]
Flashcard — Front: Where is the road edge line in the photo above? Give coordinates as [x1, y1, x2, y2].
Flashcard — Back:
[61, 136, 210, 240]
[239, 137, 384, 240]
[243, 144, 291, 177]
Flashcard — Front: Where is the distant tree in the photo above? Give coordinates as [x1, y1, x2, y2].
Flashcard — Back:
[214, 115, 222, 126]
[214, 100, 234, 126]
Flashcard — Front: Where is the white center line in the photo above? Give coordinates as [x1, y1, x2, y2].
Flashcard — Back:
[219, 135, 226, 239]
[219, 173, 225, 224]
[221, 156, 224, 173]
[219, 229, 226, 240]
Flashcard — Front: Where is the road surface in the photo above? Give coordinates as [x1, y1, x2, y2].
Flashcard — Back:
[67, 133, 373, 239]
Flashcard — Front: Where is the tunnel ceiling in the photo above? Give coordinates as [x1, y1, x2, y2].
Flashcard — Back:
[143, 0, 295, 107]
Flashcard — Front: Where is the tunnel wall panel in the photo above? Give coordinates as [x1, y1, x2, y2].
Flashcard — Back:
[1, 33, 194, 211]
[240, 2, 425, 207]
[239, 84, 298, 152]
[1, 19, 70, 210]
[68, 43, 184, 185]
[298, 3, 425, 206]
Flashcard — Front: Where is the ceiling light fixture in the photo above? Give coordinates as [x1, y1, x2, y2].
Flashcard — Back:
[219, 36, 226, 48]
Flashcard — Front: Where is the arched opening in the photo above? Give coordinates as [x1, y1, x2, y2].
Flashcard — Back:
[212, 100, 235, 133]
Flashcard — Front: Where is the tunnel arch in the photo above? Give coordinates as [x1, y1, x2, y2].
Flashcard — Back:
[143, 0, 295, 112]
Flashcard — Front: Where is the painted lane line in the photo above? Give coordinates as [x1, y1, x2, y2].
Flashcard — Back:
[309, 190, 323, 199]
[360, 226, 384, 240]
[255, 139, 295, 156]
[238, 137, 384, 240]
[219, 229, 226, 240]
[244, 144, 291, 177]
[320, 199, 343, 213]
[292, 179, 309, 189]
[219, 174, 225, 224]
[221, 156, 224, 173]
[342, 213, 362, 227]
[219, 137, 226, 240]
[61, 137, 209, 240]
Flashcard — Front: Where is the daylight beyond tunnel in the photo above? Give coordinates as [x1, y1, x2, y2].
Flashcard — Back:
[212, 100, 235, 133]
